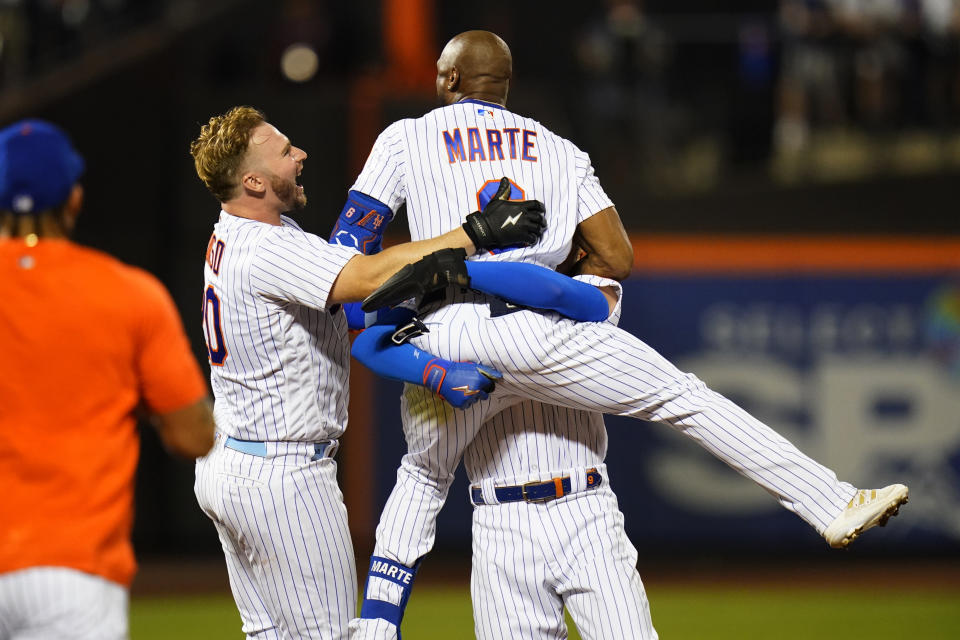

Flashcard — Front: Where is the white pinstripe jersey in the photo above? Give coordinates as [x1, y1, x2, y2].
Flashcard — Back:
[351, 99, 613, 272]
[463, 400, 607, 484]
[351, 100, 614, 481]
[202, 211, 358, 442]
[461, 275, 622, 483]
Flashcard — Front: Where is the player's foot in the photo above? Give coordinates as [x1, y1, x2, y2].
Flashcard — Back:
[823, 484, 909, 549]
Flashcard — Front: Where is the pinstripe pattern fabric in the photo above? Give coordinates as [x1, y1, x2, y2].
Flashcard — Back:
[352, 101, 610, 274]
[468, 386, 656, 640]
[0, 567, 127, 640]
[362, 293, 854, 639]
[387, 292, 857, 544]
[199, 211, 359, 639]
[196, 433, 357, 639]
[348, 617, 397, 640]
[351, 100, 855, 638]
[464, 394, 606, 484]
[205, 211, 356, 443]
[471, 467, 655, 640]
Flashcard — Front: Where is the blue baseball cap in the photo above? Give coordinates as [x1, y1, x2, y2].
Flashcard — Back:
[0, 119, 85, 215]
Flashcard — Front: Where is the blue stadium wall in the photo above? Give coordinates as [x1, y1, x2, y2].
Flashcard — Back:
[368, 240, 960, 557]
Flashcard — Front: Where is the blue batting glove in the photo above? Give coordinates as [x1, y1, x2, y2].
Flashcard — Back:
[422, 359, 502, 409]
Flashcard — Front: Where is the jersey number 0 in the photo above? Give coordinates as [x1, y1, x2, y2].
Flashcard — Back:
[203, 285, 228, 366]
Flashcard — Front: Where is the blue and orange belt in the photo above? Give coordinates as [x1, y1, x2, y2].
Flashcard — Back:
[470, 468, 602, 505]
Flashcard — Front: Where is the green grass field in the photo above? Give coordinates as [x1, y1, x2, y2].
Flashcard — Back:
[130, 584, 960, 639]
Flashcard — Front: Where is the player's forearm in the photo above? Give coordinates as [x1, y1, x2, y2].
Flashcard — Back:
[573, 252, 629, 316]
[351, 324, 431, 384]
[329, 228, 474, 305]
[375, 226, 476, 278]
[572, 251, 631, 281]
[155, 398, 215, 458]
[352, 317, 501, 409]
[570, 206, 633, 281]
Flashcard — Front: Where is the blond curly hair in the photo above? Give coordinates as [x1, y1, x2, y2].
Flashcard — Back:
[190, 106, 265, 203]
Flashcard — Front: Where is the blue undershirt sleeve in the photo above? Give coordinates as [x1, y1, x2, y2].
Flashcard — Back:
[465, 261, 610, 321]
[350, 309, 431, 386]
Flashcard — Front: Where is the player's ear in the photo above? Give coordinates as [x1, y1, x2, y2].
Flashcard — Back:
[240, 171, 266, 195]
[61, 184, 83, 231]
[447, 67, 460, 92]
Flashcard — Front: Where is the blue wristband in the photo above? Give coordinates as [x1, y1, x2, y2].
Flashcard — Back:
[359, 556, 421, 629]
[330, 190, 394, 254]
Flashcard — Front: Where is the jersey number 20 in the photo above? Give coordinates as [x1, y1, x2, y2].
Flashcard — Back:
[203, 285, 228, 366]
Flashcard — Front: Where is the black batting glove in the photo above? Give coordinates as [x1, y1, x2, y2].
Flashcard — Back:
[462, 177, 546, 252]
[362, 248, 470, 312]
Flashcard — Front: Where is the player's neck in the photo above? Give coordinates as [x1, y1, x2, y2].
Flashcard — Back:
[221, 200, 284, 226]
[456, 92, 506, 107]
[0, 214, 71, 239]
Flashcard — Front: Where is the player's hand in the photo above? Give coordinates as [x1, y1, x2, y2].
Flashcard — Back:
[422, 359, 502, 409]
[462, 177, 546, 252]
[361, 247, 470, 311]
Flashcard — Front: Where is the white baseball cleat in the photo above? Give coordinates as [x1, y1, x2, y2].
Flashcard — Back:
[823, 484, 909, 549]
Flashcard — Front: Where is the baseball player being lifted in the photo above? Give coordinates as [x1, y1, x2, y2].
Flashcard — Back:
[346, 31, 910, 640]
[188, 106, 551, 639]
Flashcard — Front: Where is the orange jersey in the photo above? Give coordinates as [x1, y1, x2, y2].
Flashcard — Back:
[0, 238, 207, 586]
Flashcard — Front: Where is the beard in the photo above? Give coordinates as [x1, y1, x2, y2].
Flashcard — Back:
[270, 173, 307, 211]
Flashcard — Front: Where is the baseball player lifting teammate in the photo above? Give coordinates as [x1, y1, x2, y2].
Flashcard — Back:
[0, 120, 215, 639]
[346, 31, 911, 640]
[188, 106, 556, 639]
[352, 288, 643, 639]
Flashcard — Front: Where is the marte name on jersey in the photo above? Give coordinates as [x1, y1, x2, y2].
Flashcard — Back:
[442, 127, 538, 164]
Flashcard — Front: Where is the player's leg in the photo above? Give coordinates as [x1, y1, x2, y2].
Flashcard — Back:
[195, 442, 281, 638]
[470, 501, 567, 640]
[249, 456, 356, 639]
[0, 567, 127, 640]
[467, 398, 655, 640]
[207, 520, 282, 639]
[373, 385, 476, 567]
[197, 441, 356, 639]
[351, 387, 514, 639]
[0, 571, 20, 640]
[350, 388, 461, 640]
[452, 311, 858, 535]
[555, 484, 657, 640]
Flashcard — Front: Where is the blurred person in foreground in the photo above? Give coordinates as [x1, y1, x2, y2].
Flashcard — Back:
[0, 119, 215, 640]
